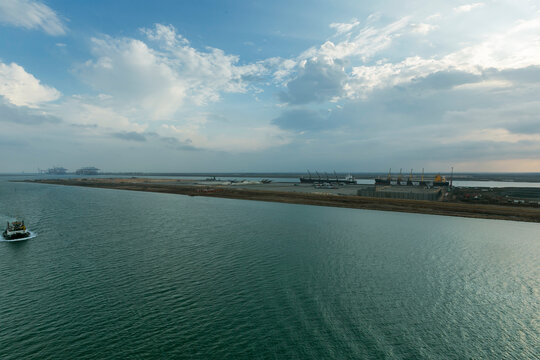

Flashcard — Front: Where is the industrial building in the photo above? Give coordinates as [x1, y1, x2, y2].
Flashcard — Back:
[358, 186, 442, 201]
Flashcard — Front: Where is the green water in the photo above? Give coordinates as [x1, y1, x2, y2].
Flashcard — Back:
[0, 177, 538, 359]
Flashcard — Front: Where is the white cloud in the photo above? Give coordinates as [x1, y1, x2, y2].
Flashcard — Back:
[274, 16, 411, 89]
[160, 117, 290, 152]
[305, 15, 540, 99]
[204, 126, 290, 152]
[140, 23, 189, 47]
[457, 128, 540, 143]
[77, 24, 267, 120]
[271, 58, 297, 82]
[279, 57, 348, 104]
[276, 7, 540, 105]
[426, 13, 441, 21]
[450, 159, 540, 172]
[66, 25, 290, 153]
[0, 0, 66, 35]
[410, 23, 438, 35]
[78, 36, 187, 120]
[269, 10, 540, 170]
[453, 80, 512, 90]
[446, 17, 540, 71]
[0, 62, 61, 107]
[5, 10, 540, 167]
[329, 19, 360, 35]
[454, 3, 484, 13]
[73, 15, 540, 154]
[301, 16, 411, 63]
[52, 97, 147, 133]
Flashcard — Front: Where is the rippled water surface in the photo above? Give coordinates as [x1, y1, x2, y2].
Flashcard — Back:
[0, 178, 538, 359]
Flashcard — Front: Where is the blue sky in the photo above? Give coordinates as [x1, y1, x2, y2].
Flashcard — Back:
[0, 0, 539, 172]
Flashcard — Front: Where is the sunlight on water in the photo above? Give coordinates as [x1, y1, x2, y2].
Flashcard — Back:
[0, 177, 538, 359]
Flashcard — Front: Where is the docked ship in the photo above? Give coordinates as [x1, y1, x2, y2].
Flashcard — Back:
[299, 171, 356, 184]
[3, 220, 31, 241]
[376, 168, 451, 187]
[433, 174, 450, 187]
[375, 169, 393, 185]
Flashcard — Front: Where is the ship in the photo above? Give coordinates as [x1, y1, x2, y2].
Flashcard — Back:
[433, 174, 450, 187]
[3, 220, 31, 241]
[375, 169, 392, 185]
[299, 171, 356, 184]
[376, 168, 452, 187]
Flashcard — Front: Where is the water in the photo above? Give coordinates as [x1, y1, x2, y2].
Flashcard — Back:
[0, 178, 538, 359]
[452, 180, 540, 188]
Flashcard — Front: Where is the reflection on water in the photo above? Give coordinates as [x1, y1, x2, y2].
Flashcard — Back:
[0, 177, 538, 359]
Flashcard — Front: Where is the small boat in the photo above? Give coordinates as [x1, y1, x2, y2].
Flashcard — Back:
[3, 220, 31, 241]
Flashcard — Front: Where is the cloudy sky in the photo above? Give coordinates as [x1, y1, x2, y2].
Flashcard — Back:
[1, 0, 539, 173]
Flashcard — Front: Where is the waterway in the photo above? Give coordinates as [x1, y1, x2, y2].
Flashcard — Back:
[0, 177, 538, 359]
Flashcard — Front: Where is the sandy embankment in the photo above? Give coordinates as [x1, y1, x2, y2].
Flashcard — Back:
[23, 178, 540, 223]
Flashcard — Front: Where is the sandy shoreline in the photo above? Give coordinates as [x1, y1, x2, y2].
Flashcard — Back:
[22, 178, 540, 223]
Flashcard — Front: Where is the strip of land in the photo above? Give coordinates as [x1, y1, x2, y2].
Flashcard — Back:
[23, 178, 540, 223]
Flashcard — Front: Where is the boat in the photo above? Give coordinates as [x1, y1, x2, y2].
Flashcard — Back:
[433, 174, 449, 187]
[299, 171, 356, 184]
[375, 168, 451, 187]
[2, 220, 31, 241]
[375, 168, 392, 185]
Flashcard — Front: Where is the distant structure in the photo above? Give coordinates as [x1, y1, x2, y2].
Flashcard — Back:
[76, 166, 100, 175]
[375, 167, 453, 187]
[358, 186, 442, 201]
[299, 170, 356, 184]
[46, 167, 68, 175]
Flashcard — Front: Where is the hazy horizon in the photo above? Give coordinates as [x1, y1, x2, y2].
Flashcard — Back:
[2, 170, 540, 177]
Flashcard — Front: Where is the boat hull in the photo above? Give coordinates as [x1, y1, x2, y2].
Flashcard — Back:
[2, 231, 31, 241]
[375, 179, 391, 185]
[433, 181, 450, 187]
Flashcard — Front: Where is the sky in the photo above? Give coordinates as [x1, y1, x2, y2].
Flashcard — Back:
[0, 0, 539, 173]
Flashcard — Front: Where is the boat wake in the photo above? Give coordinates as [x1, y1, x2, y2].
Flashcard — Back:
[1, 231, 37, 242]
